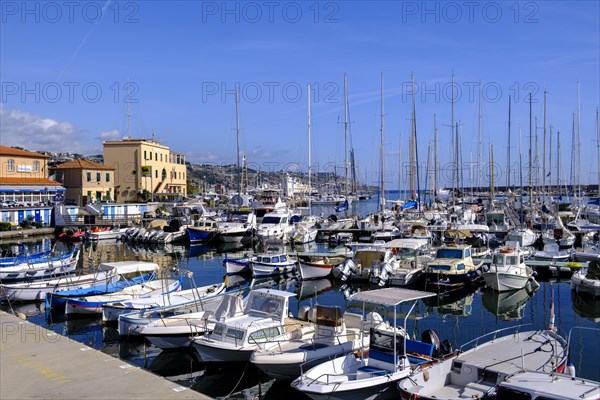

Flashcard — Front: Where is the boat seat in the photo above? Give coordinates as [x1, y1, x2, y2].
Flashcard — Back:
[356, 365, 388, 379]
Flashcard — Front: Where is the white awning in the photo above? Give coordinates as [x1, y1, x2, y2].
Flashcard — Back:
[349, 287, 436, 307]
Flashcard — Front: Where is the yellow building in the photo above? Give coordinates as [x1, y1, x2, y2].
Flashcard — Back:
[103, 138, 187, 202]
[50, 159, 115, 206]
[0, 146, 64, 204]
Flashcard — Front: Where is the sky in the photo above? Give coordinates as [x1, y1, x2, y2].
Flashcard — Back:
[1, 0, 599, 190]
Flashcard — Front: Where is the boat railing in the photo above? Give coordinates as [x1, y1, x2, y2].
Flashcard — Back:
[459, 324, 533, 353]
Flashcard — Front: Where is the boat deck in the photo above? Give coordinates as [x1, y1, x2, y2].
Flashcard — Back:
[0, 311, 210, 399]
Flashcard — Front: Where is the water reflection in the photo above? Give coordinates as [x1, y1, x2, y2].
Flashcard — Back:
[482, 281, 538, 321]
[571, 290, 600, 323]
[423, 287, 477, 317]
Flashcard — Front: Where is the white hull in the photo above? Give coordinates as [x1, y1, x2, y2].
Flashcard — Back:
[251, 261, 296, 277]
[299, 262, 334, 280]
[483, 271, 532, 292]
[571, 271, 600, 297]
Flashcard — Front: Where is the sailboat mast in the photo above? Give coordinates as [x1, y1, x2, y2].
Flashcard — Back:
[379, 73, 385, 215]
[529, 93, 533, 203]
[577, 81, 582, 195]
[308, 83, 312, 213]
[571, 113, 576, 194]
[507, 95, 511, 190]
[344, 73, 349, 196]
[451, 72, 455, 202]
[490, 144, 495, 204]
[434, 113, 438, 199]
[549, 125, 553, 198]
[519, 127, 524, 227]
[413, 74, 421, 204]
[597, 107, 600, 194]
[235, 85, 242, 200]
[477, 84, 482, 192]
[543, 90, 547, 204]
[557, 130, 561, 193]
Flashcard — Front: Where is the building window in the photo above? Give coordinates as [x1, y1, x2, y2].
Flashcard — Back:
[160, 154, 163, 162]
[144, 150, 147, 160]
[7, 159, 14, 171]
[106, 173, 110, 182]
[33, 161, 39, 172]
[155, 153, 157, 161]
[106, 190, 111, 199]
[87, 190, 91, 198]
[155, 170, 158, 178]
[96, 172, 101, 182]
[87, 172, 91, 182]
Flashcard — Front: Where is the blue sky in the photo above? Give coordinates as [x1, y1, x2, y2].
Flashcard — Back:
[1, 1, 598, 189]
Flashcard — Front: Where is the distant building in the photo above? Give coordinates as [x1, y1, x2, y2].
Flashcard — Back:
[103, 138, 187, 202]
[0, 145, 64, 204]
[50, 159, 115, 206]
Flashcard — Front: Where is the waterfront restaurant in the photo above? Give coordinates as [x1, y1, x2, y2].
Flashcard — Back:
[0, 146, 65, 204]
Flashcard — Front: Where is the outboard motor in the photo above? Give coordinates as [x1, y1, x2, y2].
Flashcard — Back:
[421, 329, 441, 357]
[334, 259, 357, 282]
[378, 262, 393, 287]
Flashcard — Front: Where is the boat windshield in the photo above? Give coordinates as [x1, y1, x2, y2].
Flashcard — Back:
[487, 214, 506, 224]
[492, 254, 505, 265]
[436, 249, 463, 259]
[248, 295, 284, 318]
[262, 216, 282, 224]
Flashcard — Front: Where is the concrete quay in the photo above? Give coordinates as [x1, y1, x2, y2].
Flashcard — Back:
[0, 311, 211, 400]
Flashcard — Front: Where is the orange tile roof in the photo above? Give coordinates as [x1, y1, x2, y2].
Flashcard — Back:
[51, 159, 114, 170]
[0, 177, 62, 186]
[0, 146, 48, 158]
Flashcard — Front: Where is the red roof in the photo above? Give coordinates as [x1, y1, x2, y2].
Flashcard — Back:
[0, 177, 62, 186]
[0, 146, 48, 158]
[51, 159, 114, 171]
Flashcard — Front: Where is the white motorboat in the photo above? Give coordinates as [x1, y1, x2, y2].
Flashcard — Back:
[64, 278, 182, 317]
[223, 254, 256, 275]
[139, 293, 247, 348]
[0, 246, 81, 282]
[371, 239, 432, 287]
[256, 211, 293, 242]
[573, 245, 600, 262]
[533, 243, 572, 261]
[297, 255, 346, 280]
[291, 288, 443, 400]
[570, 262, 600, 297]
[102, 281, 225, 323]
[397, 327, 569, 400]
[250, 305, 372, 380]
[332, 245, 393, 282]
[0, 263, 119, 302]
[89, 227, 129, 241]
[483, 246, 536, 292]
[506, 227, 537, 247]
[192, 289, 313, 363]
[250, 252, 297, 277]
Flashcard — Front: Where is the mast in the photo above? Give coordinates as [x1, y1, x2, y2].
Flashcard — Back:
[307, 83, 312, 213]
[529, 93, 533, 204]
[597, 108, 600, 194]
[413, 74, 421, 205]
[577, 81, 582, 195]
[343, 73, 349, 196]
[557, 130, 561, 195]
[477, 84, 482, 192]
[379, 72, 385, 215]
[543, 90, 547, 204]
[409, 73, 418, 201]
[519, 127, 524, 227]
[571, 113, 576, 195]
[434, 113, 438, 199]
[507, 95, 511, 190]
[451, 72, 455, 202]
[235, 85, 242, 201]
[490, 144, 495, 204]
[549, 125, 553, 199]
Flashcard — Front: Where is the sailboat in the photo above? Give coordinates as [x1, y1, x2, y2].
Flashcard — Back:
[290, 83, 318, 245]
[506, 94, 536, 247]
